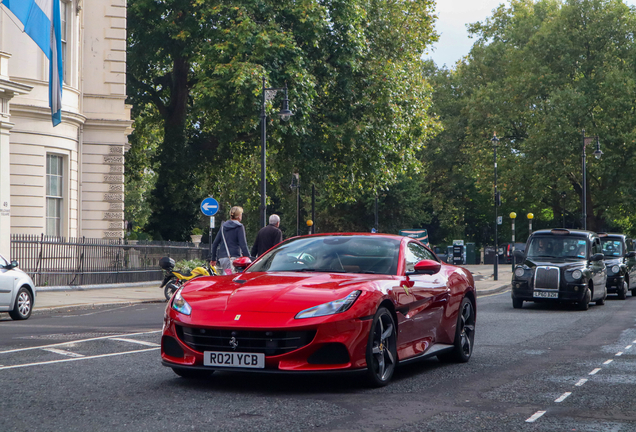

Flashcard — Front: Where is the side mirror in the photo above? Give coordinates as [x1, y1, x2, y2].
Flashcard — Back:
[590, 253, 604, 262]
[513, 250, 525, 261]
[626, 251, 636, 258]
[232, 256, 252, 272]
[10, 260, 19, 269]
[413, 259, 441, 275]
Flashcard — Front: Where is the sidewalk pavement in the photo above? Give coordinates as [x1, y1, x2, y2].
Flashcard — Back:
[30, 265, 512, 312]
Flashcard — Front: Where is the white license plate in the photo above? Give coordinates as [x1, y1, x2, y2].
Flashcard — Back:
[203, 351, 265, 368]
[533, 291, 558, 299]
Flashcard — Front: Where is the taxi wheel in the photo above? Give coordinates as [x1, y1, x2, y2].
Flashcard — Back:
[596, 287, 606, 306]
[171, 367, 214, 379]
[631, 288, 636, 297]
[577, 288, 591, 311]
[618, 281, 627, 300]
[512, 298, 523, 309]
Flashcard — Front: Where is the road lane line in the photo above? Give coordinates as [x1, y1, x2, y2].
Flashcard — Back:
[525, 411, 546, 423]
[62, 304, 134, 318]
[615, 352, 623, 356]
[480, 289, 511, 298]
[0, 348, 159, 371]
[589, 368, 601, 375]
[633, 339, 636, 344]
[42, 348, 84, 358]
[0, 330, 161, 355]
[603, 359, 613, 365]
[575, 379, 588, 387]
[554, 392, 571, 403]
[110, 338, 160, 347]
[626, 345, 632, 350]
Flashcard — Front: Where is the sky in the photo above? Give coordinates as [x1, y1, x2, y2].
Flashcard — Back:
[428, 0, 636, 68]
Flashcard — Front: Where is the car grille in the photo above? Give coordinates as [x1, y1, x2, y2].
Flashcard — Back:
[175, 325, 316, 356]
[534, 267, 560, 289]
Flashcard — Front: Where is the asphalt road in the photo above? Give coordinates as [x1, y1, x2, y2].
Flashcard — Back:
[1, 291, 636, 431]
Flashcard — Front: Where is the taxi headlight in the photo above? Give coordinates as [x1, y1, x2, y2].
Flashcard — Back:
[612, 265, 620, 274]
[514, 268, 526, 278]
[295, 291, 361, 319]
[572, 270, 582, 280]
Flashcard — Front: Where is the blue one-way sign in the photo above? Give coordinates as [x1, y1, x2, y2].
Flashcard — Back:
[200, 197, 219, 216]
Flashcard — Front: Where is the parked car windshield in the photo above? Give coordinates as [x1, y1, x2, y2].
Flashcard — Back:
[247, 236, 400, 275]
[527, 236, 588, 259]
[601, 238, 623, 257]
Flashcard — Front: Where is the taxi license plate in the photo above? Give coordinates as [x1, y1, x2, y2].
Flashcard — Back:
[533, 291, 558, 299]
[204, 351, 265, 369]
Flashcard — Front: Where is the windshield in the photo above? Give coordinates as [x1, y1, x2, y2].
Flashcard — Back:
[246, 236, 400, 275]
[601, 238, 623, 257]
[527, 236, 588, 259]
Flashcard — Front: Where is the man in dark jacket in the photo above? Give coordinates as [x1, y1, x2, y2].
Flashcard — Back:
[210, 206, 251, 274]
[251, 214, 283, 257]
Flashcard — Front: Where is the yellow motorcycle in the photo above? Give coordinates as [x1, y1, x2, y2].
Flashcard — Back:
[159, 257, 217, 301]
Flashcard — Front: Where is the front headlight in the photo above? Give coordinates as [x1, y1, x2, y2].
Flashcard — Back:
[514, 267, 526, 278]
[295, 290, 361, 319]
[611, 265, 620, 274]
[172, 288, 192, 316]
[572, 270, 583, 280]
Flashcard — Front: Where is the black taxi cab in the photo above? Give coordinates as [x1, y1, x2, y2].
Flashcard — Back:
[598, 233, 636, 299]
[511, 229, 607, 311]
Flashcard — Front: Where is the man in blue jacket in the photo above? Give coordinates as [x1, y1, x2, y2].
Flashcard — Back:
[210, 206, 250, 274]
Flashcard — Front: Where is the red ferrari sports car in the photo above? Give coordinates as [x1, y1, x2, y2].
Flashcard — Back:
[161, 233, 476, 386]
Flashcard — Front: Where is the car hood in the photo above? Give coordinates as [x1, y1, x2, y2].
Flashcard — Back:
[603, 258, 623, 266]
[180, 272, 389, 314]
[523, 258, 586, 271]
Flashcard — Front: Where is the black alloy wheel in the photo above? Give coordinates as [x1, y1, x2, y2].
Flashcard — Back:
[438, 297, 475, 363]
[365, 307, 398, 387]
[171, 367, 214, 379]
[618, 281, 628, 300]
[512, 297, 523, 309]
[577, 287, 591, 311]
[596, 286, 607, 306]
[9, 287, 33, 320]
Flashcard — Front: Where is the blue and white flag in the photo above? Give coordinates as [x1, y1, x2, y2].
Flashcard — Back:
[1, 0, 63, 126]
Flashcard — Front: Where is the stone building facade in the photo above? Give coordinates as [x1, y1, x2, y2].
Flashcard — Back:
[0, 0, 132, 257]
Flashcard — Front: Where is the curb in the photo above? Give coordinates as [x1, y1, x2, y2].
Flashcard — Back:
[32, 299, 166, 314]
[476, 284, 511, 297]
[36, 281, 160, 292]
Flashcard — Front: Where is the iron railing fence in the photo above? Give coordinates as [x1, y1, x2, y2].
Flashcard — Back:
[10, 234, 208, 287]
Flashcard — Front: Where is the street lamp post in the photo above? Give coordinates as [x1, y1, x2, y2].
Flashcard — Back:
[290, 172, 300, 236]
[492, 133, 500, 281]
[260, 77, 293, 229]
[527, 213, 534, 238]
[510, 212, 517, 271]
[581, 129, 602, 231]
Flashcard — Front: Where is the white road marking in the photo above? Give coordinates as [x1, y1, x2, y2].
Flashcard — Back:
[110, 338, 160, 347]
[554, 392, 572, 403]
[525, 411, 546, 423]
[603, 359, 613, 365]
[0, 348, 159, 371]
[633, 339, 636, 344]
[615, 352, 623, 356]
[480, 289, 511, 298]
[62, 304, 135, 318]
[42, 348, 84, 358]
[626, 345, 632, 350]
[575, 378, 588, 387]
[0, 330, 161, 355]
[589, 368, 601, 375]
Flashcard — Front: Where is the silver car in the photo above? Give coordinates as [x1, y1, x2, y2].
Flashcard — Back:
[0, 254, 36, 320]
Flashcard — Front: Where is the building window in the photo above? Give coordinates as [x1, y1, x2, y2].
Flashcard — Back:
[46, 155, 64, 237]
[61, 1, 69, 84]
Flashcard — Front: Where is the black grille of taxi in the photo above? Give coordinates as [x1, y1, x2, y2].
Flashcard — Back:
[535, 267, 559, 289]
[175, 325, 316, 356]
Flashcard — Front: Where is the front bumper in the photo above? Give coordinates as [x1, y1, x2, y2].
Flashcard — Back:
[605, 275, 624, 293]
[161, 309, 372, 373]
[511, 280, 587, 303]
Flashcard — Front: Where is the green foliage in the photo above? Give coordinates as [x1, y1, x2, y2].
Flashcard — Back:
[191, 228, 203, 236]
[175, 259, 206, 274]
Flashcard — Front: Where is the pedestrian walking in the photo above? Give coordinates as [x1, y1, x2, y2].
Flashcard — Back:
[251, 214, 283, 257]
[210, 206, 250, 275]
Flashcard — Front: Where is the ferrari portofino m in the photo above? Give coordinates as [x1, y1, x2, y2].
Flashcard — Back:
[161, 234, 476, 386]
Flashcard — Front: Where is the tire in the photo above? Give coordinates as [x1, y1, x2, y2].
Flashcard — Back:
[164, 281, 180, 301]
[618, 281, 627, 300]
[577, 287, 591, 311]
[9, 287, 33, 320]
[438, 297, 475, 363]
[171, 367, 214, 379]
[596, 287, 606, 306]
[364, 307, 398, 387]
[631, 288, 636, 297]
[512, 298, 523, 309]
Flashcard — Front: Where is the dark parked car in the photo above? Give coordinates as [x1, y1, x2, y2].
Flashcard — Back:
[598, 233, 636, 299]
[499, 242, 527, 264]
[511, 229, 607, 311]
